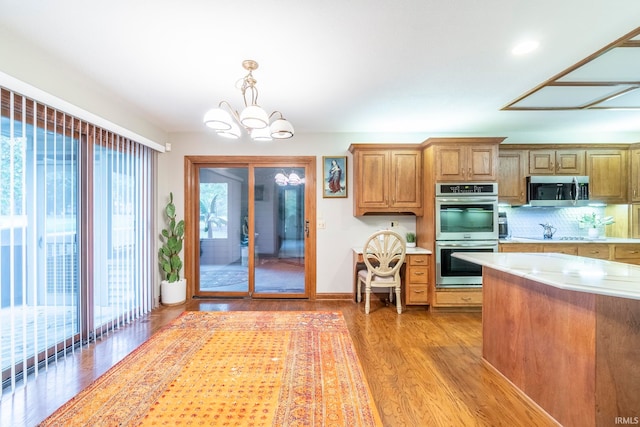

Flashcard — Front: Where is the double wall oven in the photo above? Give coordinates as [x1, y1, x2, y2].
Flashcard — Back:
[435, 182, 499, 287]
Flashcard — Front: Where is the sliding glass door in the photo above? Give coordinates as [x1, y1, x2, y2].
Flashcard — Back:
[253, 167, 305, 295]
[198, 167, 249, 295]
[1, 87, 155, 393]
[186, 157, 315, 300]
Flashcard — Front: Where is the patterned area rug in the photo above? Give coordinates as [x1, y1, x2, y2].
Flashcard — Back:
[39, 311, 382, 426]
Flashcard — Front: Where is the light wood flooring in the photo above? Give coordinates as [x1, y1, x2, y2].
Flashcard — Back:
[1, 299, 558, 427]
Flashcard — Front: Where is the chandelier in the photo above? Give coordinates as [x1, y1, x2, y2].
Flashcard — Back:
[203, 60, 294, 141]
[274, 169, 303, 186]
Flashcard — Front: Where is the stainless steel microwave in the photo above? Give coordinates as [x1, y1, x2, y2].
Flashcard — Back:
[527, 176, 589, 207]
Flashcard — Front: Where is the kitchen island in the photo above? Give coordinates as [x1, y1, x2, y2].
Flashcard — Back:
[452, 252, 640, 427]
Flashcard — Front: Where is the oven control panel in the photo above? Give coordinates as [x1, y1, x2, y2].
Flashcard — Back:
[436, 182, 497, 196]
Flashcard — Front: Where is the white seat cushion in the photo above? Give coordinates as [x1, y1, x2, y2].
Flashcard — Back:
[358, 269, 395, 282]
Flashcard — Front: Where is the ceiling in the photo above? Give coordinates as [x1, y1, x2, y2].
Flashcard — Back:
[1, 0, 640, 144]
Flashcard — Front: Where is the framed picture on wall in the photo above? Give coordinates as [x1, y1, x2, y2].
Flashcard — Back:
[322, 156, 347, 198]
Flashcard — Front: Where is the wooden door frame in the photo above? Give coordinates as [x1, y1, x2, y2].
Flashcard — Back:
[184, 155, 317, 300]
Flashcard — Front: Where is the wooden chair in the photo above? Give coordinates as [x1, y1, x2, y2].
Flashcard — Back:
[357, 230, 406, 314]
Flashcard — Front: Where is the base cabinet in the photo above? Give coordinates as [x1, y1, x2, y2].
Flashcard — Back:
[405, 254, 430, 305]
[433, 289, 482, 308]
[500, 242, 640, 264]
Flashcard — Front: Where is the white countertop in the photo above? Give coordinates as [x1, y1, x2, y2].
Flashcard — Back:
[352, 246, 432, 255]
[500, 237, 640, 244]
[452, 252, 640, 300]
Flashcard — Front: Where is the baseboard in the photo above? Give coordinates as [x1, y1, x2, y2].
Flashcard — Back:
[315, 293, 354, 300]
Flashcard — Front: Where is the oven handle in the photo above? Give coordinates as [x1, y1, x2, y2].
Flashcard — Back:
[437, 242, 498, 248]
[436, 197, 498, 203]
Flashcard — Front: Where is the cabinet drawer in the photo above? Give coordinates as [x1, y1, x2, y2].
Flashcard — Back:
[435, 290, 482, 305]
[577, 244, 610, 260]
[543, 245, 578, 256]
[613, 245, 640, 260]
[409, 254, 430, 266]
[406, 285, 429, 304]
[407, 267, 429, 284]
[500, 244, 541, 253]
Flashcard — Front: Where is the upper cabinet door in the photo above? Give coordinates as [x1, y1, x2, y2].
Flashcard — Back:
[350, 145, 423, 216]
[631, 148, 640, 202]
[529, 149, 585, 175]
[498, 150, 527, 205]
[390, 150, 422, 208]
[435, 144, 497, 182]
[586, 149, 628, 204]
[355, 150, 390, 210]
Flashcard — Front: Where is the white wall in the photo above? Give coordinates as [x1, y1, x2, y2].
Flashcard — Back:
[0, 25, 167, 145]
[1, 26, 427, 297]
[160, 132, 422, 295]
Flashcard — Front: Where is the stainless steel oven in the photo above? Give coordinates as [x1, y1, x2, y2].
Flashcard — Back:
[435, 182, 499, 241]
[435, 240, 498, 287]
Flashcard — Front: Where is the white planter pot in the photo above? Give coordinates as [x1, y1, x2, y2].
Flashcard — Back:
[406, 242, 416, 248]
[161, 278, 187, 305]
[588, 228, 599, 239]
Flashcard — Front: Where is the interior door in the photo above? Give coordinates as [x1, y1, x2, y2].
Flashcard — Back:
[185, 156, 316, 300]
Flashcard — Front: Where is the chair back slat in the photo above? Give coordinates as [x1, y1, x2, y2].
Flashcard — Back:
[363, 230, 406, 277]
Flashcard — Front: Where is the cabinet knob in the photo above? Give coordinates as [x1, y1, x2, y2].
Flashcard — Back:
[413, 290, 425, 294]
[461, 296, 472, 302]
[414, 271, 425, 276]
[414, 259, 424, 263]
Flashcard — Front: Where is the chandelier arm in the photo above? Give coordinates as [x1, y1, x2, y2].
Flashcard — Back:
[216, 100, 242, 125]
[242, 85, 259, 107]
[268, 111, 285, 120]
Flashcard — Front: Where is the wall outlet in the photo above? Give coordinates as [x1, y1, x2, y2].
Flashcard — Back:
[390, 220, 398, 228]
[317, 219, 326, 229]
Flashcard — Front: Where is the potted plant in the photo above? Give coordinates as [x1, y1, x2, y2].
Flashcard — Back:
[158, 192, 186, 305]
[578, 212, 615, 239]
[405, 232, 416, 248]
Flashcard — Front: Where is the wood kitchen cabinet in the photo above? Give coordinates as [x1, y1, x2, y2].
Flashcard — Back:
[499, 242, 640, 264]
[542, 244, 578, 256]
[612, 244, 640, 265]
[349, 144, 423, 216]
[577, 244, 610, 260]
[432, 289, 482, 309]
[499, 243, 541, 253]
[498, 149, 528, 205]
[632, 204, 640, 239]
[586, 149, 628, 204]
[529, 149, 585, 175]
[631, 147, 640, 202]
[434, 143, 498, 182]
[405, 254, 430, 305]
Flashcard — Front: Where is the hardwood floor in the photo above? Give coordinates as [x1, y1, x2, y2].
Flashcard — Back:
[1, 299, 558, 427]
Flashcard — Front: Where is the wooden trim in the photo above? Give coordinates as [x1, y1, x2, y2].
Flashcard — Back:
[500, 143, 631, 150]
[183, 156, 317, 301]
[502, 26, 640, 111]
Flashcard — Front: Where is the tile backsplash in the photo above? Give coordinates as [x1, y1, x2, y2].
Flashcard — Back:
[500, 206, 610, 239]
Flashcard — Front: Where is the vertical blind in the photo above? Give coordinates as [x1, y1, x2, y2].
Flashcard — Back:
[0, 86, 155, 394]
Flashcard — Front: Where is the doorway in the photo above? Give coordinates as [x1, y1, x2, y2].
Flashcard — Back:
[184, 156, 316, 299]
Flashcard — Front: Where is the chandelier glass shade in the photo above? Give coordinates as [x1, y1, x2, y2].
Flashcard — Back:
[203, 60, 294, 141]
[274, 169, 304, 186]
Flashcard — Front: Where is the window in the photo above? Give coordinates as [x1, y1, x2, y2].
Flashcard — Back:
[1, 87, 155, 392]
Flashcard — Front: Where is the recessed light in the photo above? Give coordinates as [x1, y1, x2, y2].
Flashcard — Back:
[512, 40, 539, 55]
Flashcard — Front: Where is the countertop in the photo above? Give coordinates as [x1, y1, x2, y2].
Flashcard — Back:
[499, 237, 640, 244]
[451, 252, 640, 300]
[352, 246, 432, 255]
